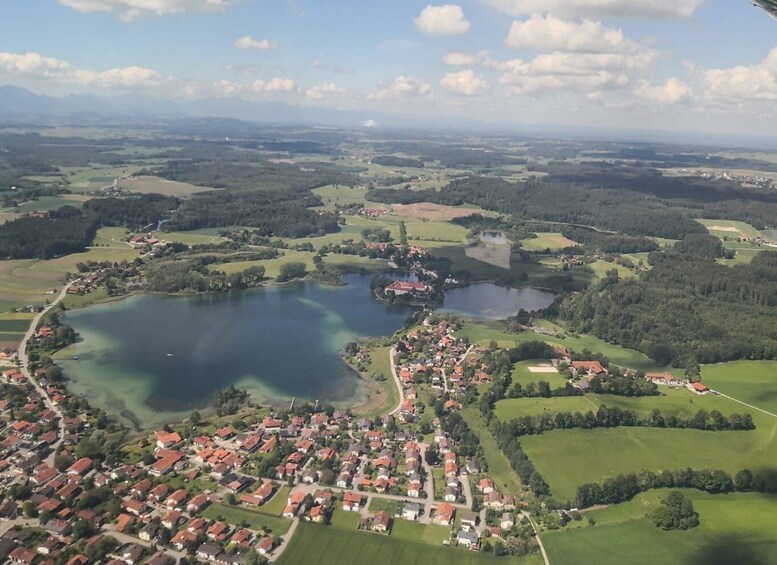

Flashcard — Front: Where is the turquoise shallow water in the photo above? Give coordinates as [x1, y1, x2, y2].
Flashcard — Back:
[59, 275, 411, 429]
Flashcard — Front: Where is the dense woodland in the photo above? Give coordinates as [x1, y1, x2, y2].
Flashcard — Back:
[560, 243, 777, 368]
[0, 206, 98, 259]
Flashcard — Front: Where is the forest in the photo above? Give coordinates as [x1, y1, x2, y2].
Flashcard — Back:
[0, 206, 98, 259]
[560, 242, 777, 368]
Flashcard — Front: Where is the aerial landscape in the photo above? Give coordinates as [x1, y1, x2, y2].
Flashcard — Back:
[0, 1, 776, 565]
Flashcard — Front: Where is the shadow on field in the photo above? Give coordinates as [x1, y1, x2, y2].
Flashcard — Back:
[692, 536, 774, 565]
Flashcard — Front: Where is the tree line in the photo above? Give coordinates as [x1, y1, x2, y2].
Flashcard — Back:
[498, 406, 755, 436]
[575, 467, 777, 508]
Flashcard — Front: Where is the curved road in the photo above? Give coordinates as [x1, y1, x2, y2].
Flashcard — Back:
[18, 281, 75, 465]
[388, 346, 406, 417]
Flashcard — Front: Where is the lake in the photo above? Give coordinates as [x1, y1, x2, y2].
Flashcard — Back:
[439, 283, 555, 320]
[59, 275, 411, 430]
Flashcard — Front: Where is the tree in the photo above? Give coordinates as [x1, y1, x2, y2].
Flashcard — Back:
[190, 411, 201, 425]
[648, 491, 700, 530]
[22, 501, 38, 518]
[276, 262, 307, 282]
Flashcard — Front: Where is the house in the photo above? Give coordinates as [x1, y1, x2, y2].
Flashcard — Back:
[309, 505, 326, 523]
[372, 510, 391, 533]
[66, 457, 92, 476]
[461, 511, 478, 531]
[402, 502, 421, 521]
[444, 485, 459, 502]
[313, 489, 334, 507]
[207, 521, 230, 542]
[501, 512, 515, 530]
[155, 431, 182, 450]
[187, 493, 210, 514]
[256, 537, 274, 556]
[456, 529, 480, 549]
[138, 522, 160, 542]
[146, 551, 174, 565]
[9, 547, 39, 565]
[570, 361, 606, 377]
[171, 529, 198, 551]
[407, 479, 422, 498]
[689, 382, 710, 394]
[196, 543, 222, 561]
[342, 492, 364, 512]
[478, 478, 494, 494]
[385, 281, 432, 295]
[646, 372, 685, 386]
[162, 510, 182, 530]
[434, 502, 455, 525]
[165, 489, 188, 508]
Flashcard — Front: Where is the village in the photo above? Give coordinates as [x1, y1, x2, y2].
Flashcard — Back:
[0, 304, 549, 565]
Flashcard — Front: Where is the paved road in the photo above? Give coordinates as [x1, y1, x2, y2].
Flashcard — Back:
[269, 517, 299, 563]
[18, 281, 75, 466]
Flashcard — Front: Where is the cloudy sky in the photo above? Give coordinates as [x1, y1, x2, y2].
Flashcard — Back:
[2, 0, 777, 135]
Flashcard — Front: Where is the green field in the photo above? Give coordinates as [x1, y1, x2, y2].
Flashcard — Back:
[276, 509, 543, 565]
[202, 503, 291, 535]
[461, 407, 526, 496]
[358, 346, 399, 418]
[509, 360, 568, 389]
[456, 322, 678, 375]
[495, 387, 749, 423]
[702, 360, 777, 415]
[521, 405, 777, 502]
[697, 219, 763, 239]
[368, 498, 402, 514]
[261, 486, 291, 516]
[587, 260, 637, 279]
[543, 490, 777, 565]
[519, 233, 578, 252]
[312, 184, 373, 211]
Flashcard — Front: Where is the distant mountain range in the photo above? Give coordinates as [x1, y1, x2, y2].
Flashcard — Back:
[4, 84, 777, 149]
[0, 84, 405, 129]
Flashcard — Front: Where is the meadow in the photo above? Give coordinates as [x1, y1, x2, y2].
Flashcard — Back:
[519, 233, 578, 252]
[520, 405, 777, 502]
[543, 489, 777, 565]
[456, 322, 679, 375]
[702, 360, 777, 415]
[276, 509, 543, 565]
[696, 218, 763, 239]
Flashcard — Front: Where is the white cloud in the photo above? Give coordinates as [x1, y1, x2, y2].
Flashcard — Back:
[414, 4, 470, 36]
[506, 15, 639, 53]
[0, 51, 161, 88]
[702, 48, 777, 101]
[58, 0, 242, 21]
[443, 51, 502, 69]
[440, 69, 490, 96]
[635, 78, 692, 104]
[251, 77, 296, 93]
[305, 83, 348, 100]
[368, 76, 433, 100]
[480, 0, 703, 19]
[234, 36, 277, 50]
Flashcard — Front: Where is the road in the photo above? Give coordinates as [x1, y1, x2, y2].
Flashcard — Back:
[17, 281, 75, 465]
[269, 516, 299, 563]
[387, 346, 406, 416]
[715, 392, 777, 420]
[523, 512, 550, 565]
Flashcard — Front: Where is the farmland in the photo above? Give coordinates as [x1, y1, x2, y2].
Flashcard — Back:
[702, 360, 777, 415]
[519, 233, 578, 252]
[520, 408, 777, 502]
[543, 490, 777, 565]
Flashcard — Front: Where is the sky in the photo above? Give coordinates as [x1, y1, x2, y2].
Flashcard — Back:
[2, 0, 777, 135]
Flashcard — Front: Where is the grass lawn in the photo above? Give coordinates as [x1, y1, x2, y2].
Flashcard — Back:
[432, 468, 446, 500]
[702, 360, 777, 415]
[359, 346, 399, 418]
[543, 490, 777, 565]
[519, 233, 578, 252]
[261, 486, 291, 516]
[456, 321, 678, 375]
[202, 503, 291, 535]
[460, 407, 525, 496]
[12, 195, 86, 213]
[368, 498, 402, 514]
[160, 231, 229, 246]
[521, 404, 777, 502]
[312, 184, 373, 211]
[276, 512, 543, 565]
